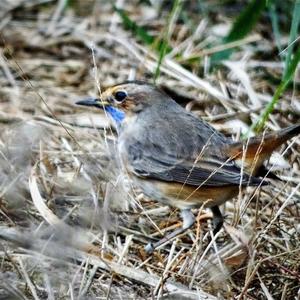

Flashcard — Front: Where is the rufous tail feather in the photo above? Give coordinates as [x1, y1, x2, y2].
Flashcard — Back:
[226, 124, 300, 174]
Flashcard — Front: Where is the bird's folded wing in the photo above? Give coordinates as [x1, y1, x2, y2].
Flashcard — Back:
[128, 144, 264, 187]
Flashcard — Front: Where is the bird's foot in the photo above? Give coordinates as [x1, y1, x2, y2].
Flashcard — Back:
[143, 209, 195, 254]
[144, 242, 155, 254]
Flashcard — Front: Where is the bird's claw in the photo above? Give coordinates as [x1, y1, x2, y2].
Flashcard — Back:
[144, 243, 154, 254]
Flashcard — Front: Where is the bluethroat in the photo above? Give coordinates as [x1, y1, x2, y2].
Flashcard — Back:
[76, 81, 300, 253]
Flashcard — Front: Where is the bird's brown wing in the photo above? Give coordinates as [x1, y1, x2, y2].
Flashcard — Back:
[127, 142, 265, 187]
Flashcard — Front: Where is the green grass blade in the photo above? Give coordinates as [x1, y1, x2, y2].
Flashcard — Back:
[252, 0, 300, 133]
[253, 45, 300, 133]
[114, 6, 155, 46]
[154, 0, 182, 82]
[114, 6, 172, 57]
[269, 2, 283, 53]
[283, 0, 300, 80]
[211, 0, 267, 63]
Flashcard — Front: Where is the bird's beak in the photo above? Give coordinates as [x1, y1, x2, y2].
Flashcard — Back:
[75, 97, 110, 109]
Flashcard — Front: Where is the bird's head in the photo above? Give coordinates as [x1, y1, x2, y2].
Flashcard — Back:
[76, 81, 162, 125]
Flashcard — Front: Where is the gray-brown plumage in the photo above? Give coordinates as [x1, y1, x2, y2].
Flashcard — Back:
[76, 81, 300, 253]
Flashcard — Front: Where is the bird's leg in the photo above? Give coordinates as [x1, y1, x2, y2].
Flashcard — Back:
[210, 205, 224, 234]
[144, 209, 195, 253]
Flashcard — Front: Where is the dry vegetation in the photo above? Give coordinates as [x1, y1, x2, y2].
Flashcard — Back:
[0, 0, 300, 299]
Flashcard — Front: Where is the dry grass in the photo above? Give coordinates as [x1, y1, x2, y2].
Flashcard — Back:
[0, 1, 299, 299]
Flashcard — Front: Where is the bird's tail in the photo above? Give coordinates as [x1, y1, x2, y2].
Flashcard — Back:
[226, 124, 300, 174]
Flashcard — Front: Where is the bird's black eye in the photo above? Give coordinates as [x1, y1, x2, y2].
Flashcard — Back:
[114, 91, 127, 102]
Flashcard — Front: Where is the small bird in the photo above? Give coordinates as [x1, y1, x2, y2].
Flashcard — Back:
[76, 81, 300, 253]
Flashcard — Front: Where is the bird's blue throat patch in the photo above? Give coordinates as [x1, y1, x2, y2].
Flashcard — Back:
[105, 106, 125, 124]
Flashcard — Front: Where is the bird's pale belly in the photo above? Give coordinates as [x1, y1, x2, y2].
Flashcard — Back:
[134, 177, 239, 210]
